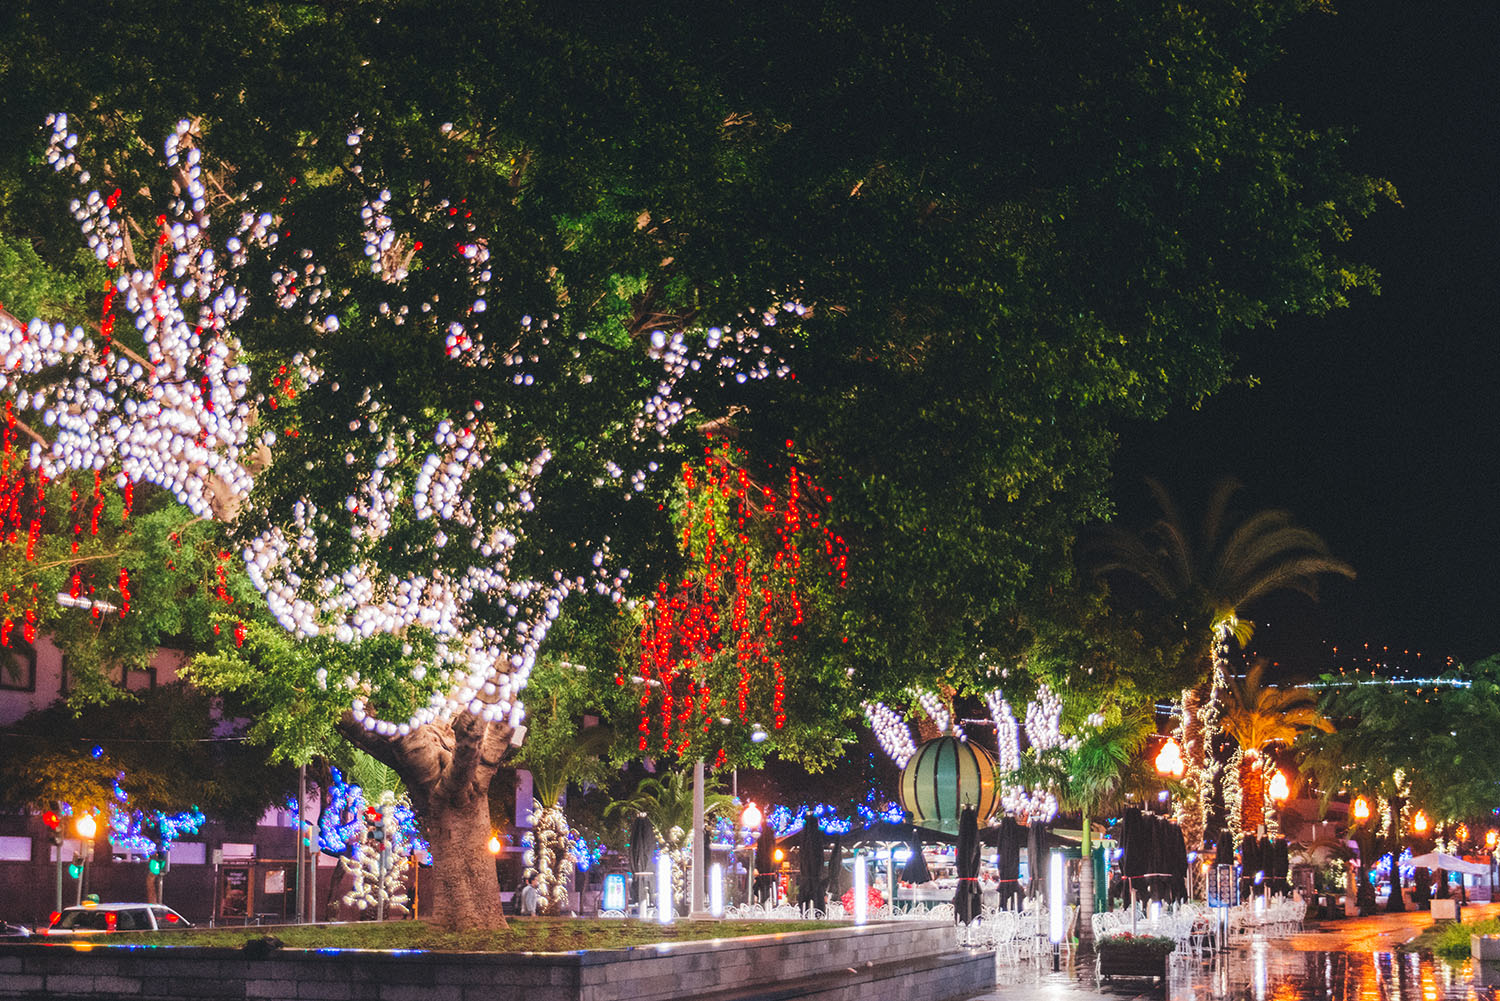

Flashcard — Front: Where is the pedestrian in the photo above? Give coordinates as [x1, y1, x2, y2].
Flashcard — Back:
[520, 873, 541, 916]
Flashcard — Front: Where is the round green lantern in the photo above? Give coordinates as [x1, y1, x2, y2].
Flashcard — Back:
[898, 736, 999, 833]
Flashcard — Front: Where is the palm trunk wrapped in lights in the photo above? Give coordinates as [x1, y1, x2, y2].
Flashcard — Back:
[525, 803, 575, 915]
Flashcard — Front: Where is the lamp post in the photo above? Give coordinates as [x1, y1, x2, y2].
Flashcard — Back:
[73, 814, 97, 906]
[740, 802, 762, 906]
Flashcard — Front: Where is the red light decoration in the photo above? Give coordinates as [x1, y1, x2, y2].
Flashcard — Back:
[633, 437, 846, 759]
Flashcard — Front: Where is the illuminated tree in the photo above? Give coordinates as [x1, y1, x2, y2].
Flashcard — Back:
[1220, 659, 1327, 832]
[1089, 478, 1353, 847]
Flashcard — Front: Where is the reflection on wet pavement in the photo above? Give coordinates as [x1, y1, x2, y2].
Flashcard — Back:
[972, 945, 1500, 1001]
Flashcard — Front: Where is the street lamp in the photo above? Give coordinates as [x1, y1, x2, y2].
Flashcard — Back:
[740, 802, 762, 905]
[73, 814, 97, 905]
[1352, 797, 1370, 823]
[1413, 810, 1429, 835]
[1155, 738, 1186, 779]
[487, 834, 502, 855]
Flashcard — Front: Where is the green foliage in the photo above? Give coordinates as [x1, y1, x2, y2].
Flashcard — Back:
[0, 682, 293, 823]
[605, 770, 732, 850]
[1301, 655, 1500, 827]
[0, 0, 1388, 787]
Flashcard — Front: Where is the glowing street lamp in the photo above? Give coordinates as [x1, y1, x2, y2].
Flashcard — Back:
[487, 834, 502, 855]
[1352, 797, 1370, 823]
[1268, 771, 1290, 805]
[1486, 829, 1497, 850]
[1413, 810, 1429, 835]
[1155, 738, 1186, 779]
[741, 803, 763, 905]
[73, 813, 97, 905]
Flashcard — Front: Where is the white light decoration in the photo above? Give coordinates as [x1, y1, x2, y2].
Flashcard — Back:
[523, 802, 575, 916]
[709, 862, 723, 917]
[862, 701, 917, 768]
[341, 791, 411, 916]
[657, 851, 674, 924]
[8, 116, 799, 743]
[914, 688, 955, 736]
[1048, 850, 1065, 944]
[989, 687, 1058, 823]
[853, 851, 868, 925]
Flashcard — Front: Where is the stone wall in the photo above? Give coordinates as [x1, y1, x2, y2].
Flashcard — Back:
[0, 922, 995, 1001]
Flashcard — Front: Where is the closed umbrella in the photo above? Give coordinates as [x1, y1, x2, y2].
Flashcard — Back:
[797, 821, 826, 912]
[990, 817, 1023, 909]
[754, 819, 778, 903]
[953, 806, 982, 924]
[900, 830, 932, 884]
[628, 815, 656, 910]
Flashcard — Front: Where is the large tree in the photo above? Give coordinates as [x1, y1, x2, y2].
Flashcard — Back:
[0, 0, 1387, 928]
[1220, 659, 1328, 832]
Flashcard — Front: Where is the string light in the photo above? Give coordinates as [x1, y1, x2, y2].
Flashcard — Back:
[10, 116, 801, 744]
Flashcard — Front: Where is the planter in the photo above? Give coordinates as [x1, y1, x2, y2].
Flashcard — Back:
[1097, 937, 1175, 983]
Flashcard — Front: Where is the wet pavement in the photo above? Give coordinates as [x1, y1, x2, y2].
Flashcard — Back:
[969, 904, 1500, 1001]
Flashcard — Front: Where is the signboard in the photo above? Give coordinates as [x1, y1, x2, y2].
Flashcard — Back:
[221, 866, 252, 918]
[602, 874, 627, 912]
[1209, 864, 1238, 907]
[265, 868, 286, 895]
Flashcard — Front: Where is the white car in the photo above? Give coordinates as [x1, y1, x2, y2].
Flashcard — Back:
[42, 902, 192, 935]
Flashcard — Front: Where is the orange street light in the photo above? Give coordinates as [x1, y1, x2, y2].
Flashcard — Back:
[1268, 770, 1290, 804]
[1487, 829, 1498, 849]
[1155, 738, 1186, 779]
[773, 848, 785, 864]
[741, 802, 763, 831]
[487, 834, 502, 855]
[1412, 810, 1429, 834]
[73, 814, 97, 840]
[1352, 797, 1370, 822]
[1458, 824, 1470, 842]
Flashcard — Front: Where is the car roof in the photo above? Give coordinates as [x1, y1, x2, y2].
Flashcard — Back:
[62, 903, 174, 911]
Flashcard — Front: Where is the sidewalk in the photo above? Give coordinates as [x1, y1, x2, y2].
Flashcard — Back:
[966, 904, 1500, 1001]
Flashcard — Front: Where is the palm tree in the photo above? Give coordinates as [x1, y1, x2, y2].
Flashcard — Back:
[1011, 706, 1155, 951]
[1088, 477, 1354, 847]
[516, 725, 613, 914]
[606, 770, 733, 910]
[1219, 659, 1328, 832]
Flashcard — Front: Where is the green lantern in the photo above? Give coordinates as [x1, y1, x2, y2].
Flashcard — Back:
[897, 736, 999, 834]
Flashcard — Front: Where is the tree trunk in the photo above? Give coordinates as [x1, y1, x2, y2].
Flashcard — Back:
[1383, 798, 1406, 913]
[1026, 822, 1043, 900]
[340, 709, 513, 930]
[1077, 814, 1095, 952]
[1177, 685, 1206, 851]
[1238, 752, 1266, 833]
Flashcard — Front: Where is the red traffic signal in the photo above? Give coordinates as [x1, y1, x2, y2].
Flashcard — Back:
[41, 810, 60, 831]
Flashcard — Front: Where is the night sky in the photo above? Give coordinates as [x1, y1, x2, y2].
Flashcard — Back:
[1112, 0, 1499, 670]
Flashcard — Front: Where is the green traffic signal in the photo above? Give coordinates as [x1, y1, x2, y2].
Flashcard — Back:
[67, 862, 82, 880]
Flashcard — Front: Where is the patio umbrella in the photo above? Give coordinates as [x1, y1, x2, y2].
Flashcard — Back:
[953, 806, 982, 924]
[900, 829, 932, 884]
[1272, 838, 1291, 895]
[627, 814, 656, 909]
[986, 817, 1023, 909]
[797, 821, 826, 912]
[1169, 821, 1189, 902]
[826, 835, 847, 897]
[753, 819, 778, 903]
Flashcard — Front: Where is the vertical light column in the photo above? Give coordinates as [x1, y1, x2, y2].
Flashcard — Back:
[1048, 850, 1065, 943]
[657, 852, 674, 924]
[854, 852, 868, 925]
[709, 863, 724, 916]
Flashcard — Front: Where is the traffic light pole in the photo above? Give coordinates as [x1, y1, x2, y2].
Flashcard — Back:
[295, 764, 306, 925]
[53, 851, 63, 914]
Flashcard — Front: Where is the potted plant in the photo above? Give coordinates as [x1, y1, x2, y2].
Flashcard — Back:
[1096, 933, 1176, 981]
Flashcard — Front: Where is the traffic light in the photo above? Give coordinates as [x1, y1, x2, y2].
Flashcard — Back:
[41, 809, 63, 846]
[365, 806, 385, 847]
[67, 854, 82, 880]
[148, 851, 169, 875]
[302, 819, 316, 852]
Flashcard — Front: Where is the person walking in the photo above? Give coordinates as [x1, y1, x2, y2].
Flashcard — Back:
[520, 874, 541, 916]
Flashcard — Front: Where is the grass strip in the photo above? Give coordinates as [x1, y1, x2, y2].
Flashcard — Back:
[102, 918, 849, 953]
